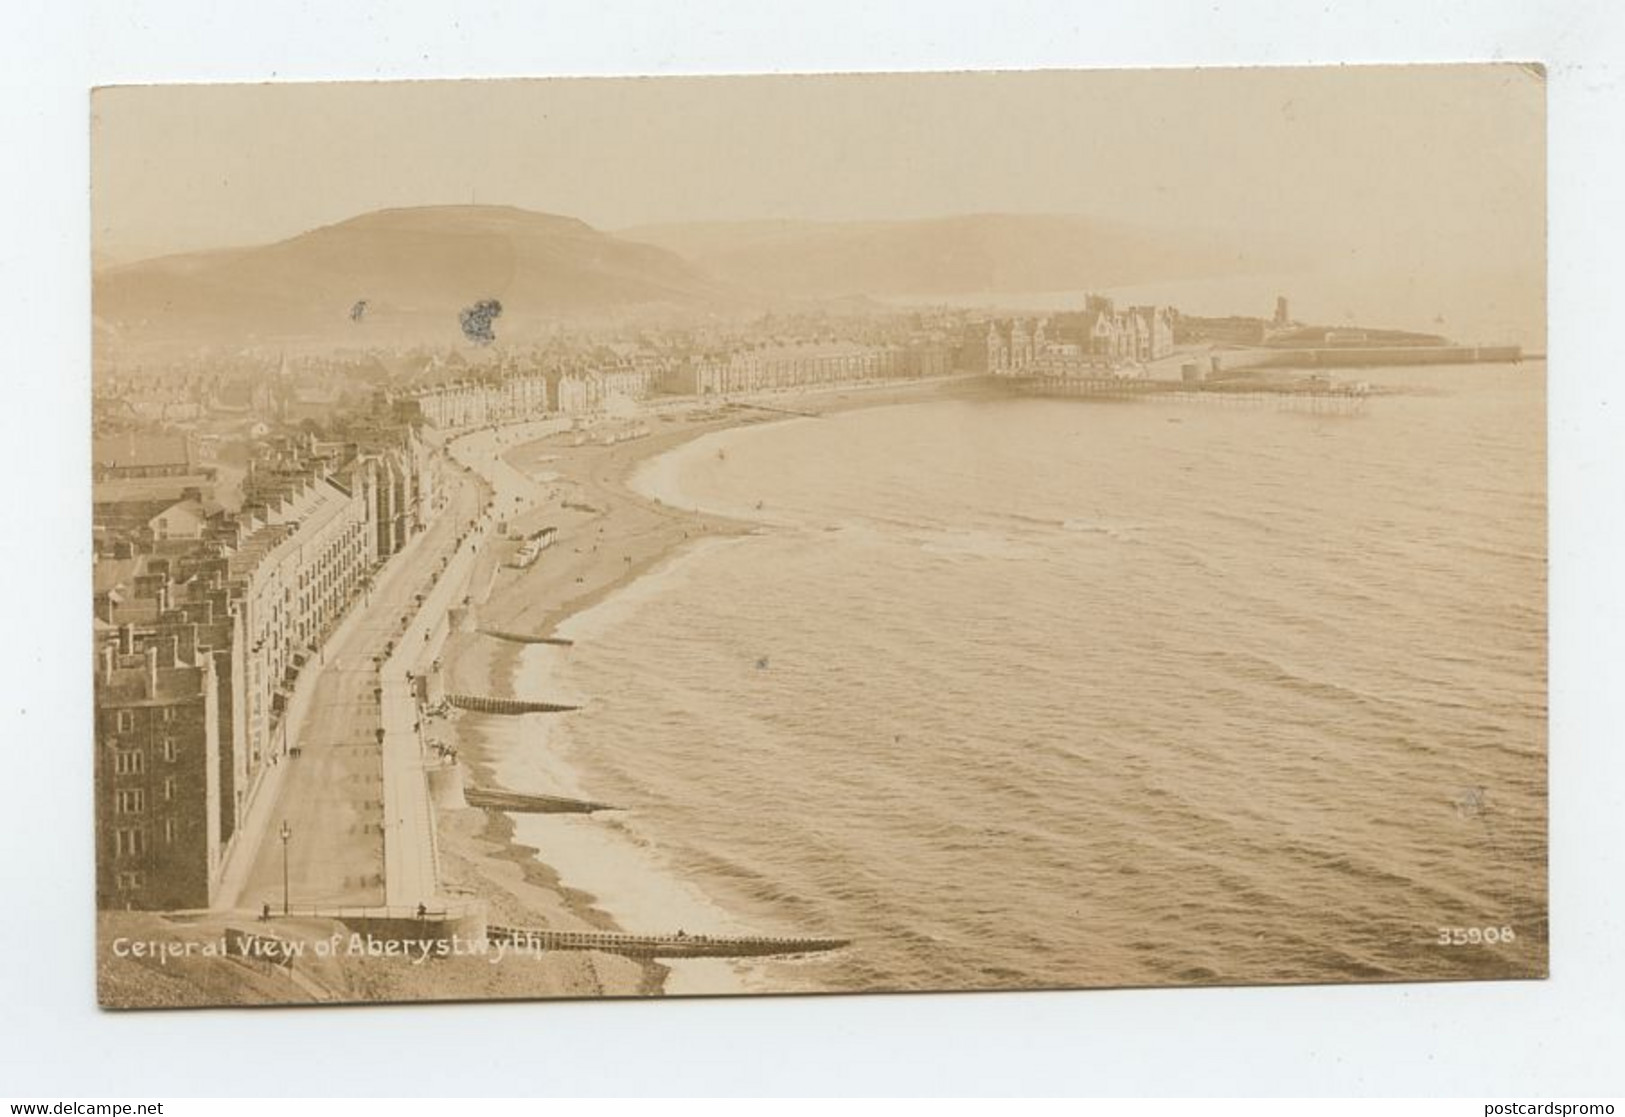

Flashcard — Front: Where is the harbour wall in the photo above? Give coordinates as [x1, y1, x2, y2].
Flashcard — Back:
[1221, 345, 1523, 370]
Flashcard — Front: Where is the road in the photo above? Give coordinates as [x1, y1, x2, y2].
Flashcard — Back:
[224, 456, 484, 914]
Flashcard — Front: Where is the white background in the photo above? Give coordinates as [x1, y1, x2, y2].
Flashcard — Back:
[2, 0, 1621, 1098]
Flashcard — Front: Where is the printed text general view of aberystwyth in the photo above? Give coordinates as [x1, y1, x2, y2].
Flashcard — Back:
[90, 67, 1545, 1007]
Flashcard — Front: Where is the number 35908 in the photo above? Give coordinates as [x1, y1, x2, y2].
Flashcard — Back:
[1437, 926, 1515, 945]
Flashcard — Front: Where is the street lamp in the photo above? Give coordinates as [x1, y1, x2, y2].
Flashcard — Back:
[279, 820, 292, 916]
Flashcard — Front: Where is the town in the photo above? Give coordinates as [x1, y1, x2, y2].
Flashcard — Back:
[92, 290, 1522, 918]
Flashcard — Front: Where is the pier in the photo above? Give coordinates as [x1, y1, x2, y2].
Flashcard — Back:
[488, 924, 851, 960]
[1000, 375, 1371, 414]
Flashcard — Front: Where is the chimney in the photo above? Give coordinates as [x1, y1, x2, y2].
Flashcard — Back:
[98, 641, 114, 682]
[120, 623, 135, 656]
[144, 645, 158, 695]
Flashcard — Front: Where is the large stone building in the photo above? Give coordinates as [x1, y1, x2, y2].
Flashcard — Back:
[1067, 301, 1175, 364]
[97, 557, 250, 859]
[93, 621, 224, 910]
[962, 319, 1050, 375]
[971, 300, 1178, 375]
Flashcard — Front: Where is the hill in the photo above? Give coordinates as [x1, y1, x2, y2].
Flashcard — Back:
[93, 205, 738, 352]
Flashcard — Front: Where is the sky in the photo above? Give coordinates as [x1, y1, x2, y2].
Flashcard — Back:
[90, 65, 1546, 341]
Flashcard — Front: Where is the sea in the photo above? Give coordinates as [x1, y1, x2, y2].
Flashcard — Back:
[494, 362, 1546, 995]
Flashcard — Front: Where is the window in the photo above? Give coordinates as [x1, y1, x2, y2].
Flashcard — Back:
[113, 750, 143, 776]
[163, 777, 175, 802]
[115, 710, 134, 733]
[115, 871, 143, 891]
[114, 828, 146, 857]
[161, 707, 176, 723]
[164, 818, 176, 844]
[115, 788, 145, 814]
[162, 738, 178, 763]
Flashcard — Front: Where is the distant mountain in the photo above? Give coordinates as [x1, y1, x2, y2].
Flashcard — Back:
[93, 205, 738, 351]
[620, 214, 1294, 301]
[94, 207, 1307, 356]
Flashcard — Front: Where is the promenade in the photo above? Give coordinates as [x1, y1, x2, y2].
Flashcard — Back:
[378, 494, 492, 908]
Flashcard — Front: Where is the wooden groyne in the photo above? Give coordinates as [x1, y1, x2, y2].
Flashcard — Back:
[488, 924, 851, 960]
[737, 401, 824, 420]
[447, 693, 581, 715]
[465, 787, 619, 814]
[478, 628, 575, 647]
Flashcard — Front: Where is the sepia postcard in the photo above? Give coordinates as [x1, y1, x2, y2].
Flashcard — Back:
[89, 65, 1546, 1008]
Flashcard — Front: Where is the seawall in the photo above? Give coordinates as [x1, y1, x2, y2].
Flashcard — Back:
[1222, 344, 1523, 370]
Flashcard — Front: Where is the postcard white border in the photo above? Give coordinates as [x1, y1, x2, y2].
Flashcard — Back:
[3, 0, 1621, 1097]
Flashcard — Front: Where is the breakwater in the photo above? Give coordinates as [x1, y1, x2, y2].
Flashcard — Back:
[1227, 344, 1523, 369]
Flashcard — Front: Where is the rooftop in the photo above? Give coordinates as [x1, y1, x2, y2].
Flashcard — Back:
[92, 556, 142, 597]
[226, 477, 355, 581]
[98, 656, 209, 707]
[93, 473, 216, 508]
[92, 432, 192, 472]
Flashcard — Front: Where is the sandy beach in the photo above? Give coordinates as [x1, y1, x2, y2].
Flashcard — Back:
[95, 378, 979, 1007]
[432, 377, 980, 997]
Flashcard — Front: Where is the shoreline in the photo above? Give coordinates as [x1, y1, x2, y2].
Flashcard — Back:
[434, 377, 976, 997]
[92, 365, 1549, 1007]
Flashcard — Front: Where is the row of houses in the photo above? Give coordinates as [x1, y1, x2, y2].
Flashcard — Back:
[94, 356, 371, 431]
[413, 370, 553, 428]
[92, 428, 438, 910]
[409, 338, 958, 423]
[411, 363, 666, 428]
[668, 341, 952, 396]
